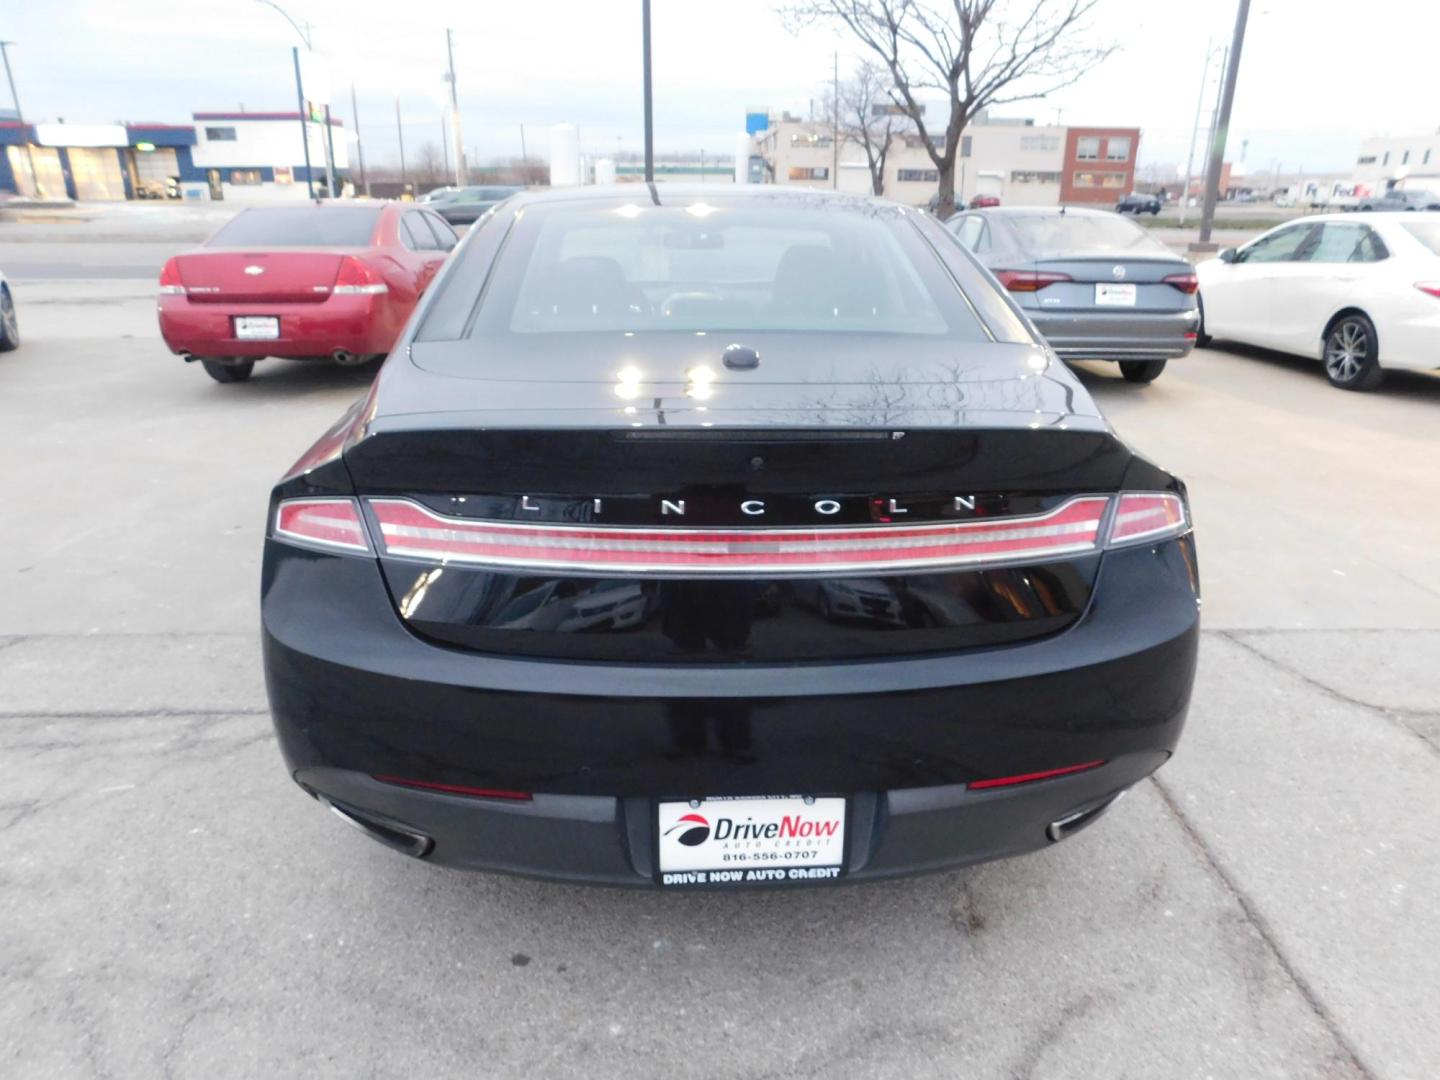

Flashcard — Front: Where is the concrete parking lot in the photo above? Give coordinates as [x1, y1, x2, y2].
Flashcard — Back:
[2, 227, 1438, 1079]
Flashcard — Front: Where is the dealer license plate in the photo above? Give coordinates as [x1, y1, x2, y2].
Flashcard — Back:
[657, 795, 847, 887]
[1094, 283, 1137, 307]
[234, 316, 279, 340]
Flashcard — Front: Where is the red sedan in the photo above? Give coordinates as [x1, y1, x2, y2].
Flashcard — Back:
[158, 203, 459, 383]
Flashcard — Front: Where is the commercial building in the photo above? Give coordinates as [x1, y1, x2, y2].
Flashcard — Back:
[0, 110, 348, 202]
[749, 110, 1138, 208]
[1351, 131, 1440, 198]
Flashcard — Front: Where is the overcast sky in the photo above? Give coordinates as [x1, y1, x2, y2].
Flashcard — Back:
[5, 0, 1438, 175]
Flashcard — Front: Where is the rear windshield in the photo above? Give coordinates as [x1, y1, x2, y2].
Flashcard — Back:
[462, 199, 972, 337]
[208, 206, 382, 247]
[1005, 212, 1170, 257]
[1401, 221, 1440, 256]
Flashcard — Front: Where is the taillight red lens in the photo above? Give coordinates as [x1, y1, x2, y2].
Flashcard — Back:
[366, 496, 1111, 575]
[158, 257, 185, 295]
[1415, 281, 1440, 299]
[332, 256, 388, 295]
[1108, 492, 1188, 545]
[1163, 272, 1199, 294]
[273, 498, 372, 553]
[969, 760, 1105, 790]
[994, 269, 1072, 292]
[374, 776, 532, 801]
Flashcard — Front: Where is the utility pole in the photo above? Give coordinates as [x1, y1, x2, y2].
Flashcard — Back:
[519, 124, 529, 181]
[395, 96, 408, 196]
[641, 0, 654, 183]
[1197, 0, 1251, 249]
[350, 81, 369, 196]
[832, 51, 839, 189]
[0, 42, 38, 196]
[1177, 37, 1213, 227]
[291, 47, 316, 199]
[441, 110, 450, 178]
[445, 28, 466, 186]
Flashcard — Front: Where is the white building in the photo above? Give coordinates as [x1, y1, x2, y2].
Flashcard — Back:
[187, 111, 349, 201]
[752, 111, 1070, 208]
[1351, 130, 1440, 198]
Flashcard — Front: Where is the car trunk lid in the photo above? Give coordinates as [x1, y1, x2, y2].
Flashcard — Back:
[175, 250, 353, 304]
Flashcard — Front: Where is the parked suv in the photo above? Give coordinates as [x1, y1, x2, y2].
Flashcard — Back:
[1358, 189, 1440, 212]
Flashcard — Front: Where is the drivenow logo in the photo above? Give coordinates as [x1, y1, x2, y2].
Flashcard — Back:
[663, 812, 711, 847]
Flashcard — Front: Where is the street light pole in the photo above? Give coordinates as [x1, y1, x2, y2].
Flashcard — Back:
[0, 41, 39, 197]
[350, 81, 369, 196]
[291, 46, 316, 199]
[395, 96, 408, 195]
[1177, 37, 1214, 228]
[1197, 0, 1252, 248]
[641, 0, 654, 183]
[445, 28, 466, 187]
[832, 51, 839, 190]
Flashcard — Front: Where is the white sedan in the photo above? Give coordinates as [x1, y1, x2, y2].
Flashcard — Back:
[1195, 213, 1440, 390]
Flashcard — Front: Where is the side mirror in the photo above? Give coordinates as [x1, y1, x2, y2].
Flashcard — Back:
[1219, 247, 1239, 263]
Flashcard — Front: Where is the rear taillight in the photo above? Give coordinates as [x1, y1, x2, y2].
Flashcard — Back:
[273, 498, 372, 553]
[365, 495, 1112, 575]
[373, 776, 532, 801]
[332, 256, 389, 295]
[1416, 281, 1440, 299]
[1163, 272, 1199, 294]
[158, 257, 185, 295]
[994, 269, 1073, 292]
[1107, 492, 1188, 546]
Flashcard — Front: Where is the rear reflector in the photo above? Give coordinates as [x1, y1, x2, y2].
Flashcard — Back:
[366, 496, 1111, 575]
[373, 776, 532, 801]
[1163, 272, 1199, 294]
[273, 498, 372, 553]
[1108, 492, 1188, 545]
[994, 269, 1073, 292]
[969, 760, 1105, 790]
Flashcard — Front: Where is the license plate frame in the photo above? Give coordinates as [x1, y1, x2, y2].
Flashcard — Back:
[233, 315, 280, 340]
[1094, 283, 1137, 307]
[656, 795, 848, 887]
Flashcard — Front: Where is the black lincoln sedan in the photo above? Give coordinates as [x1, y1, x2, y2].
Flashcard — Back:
[262, 186, 1200, 888]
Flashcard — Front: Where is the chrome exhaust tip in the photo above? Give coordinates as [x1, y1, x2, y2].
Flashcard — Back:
[331, 349, 368, 366]
[322, 798, 433, 858]
[1047, 788, 1126, 843]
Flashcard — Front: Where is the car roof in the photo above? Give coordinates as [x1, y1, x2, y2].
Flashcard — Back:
[499, 183, 920, 215]
[962, 205, 1119, 217]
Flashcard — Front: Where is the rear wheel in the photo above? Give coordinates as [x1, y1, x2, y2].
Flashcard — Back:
[200, 358, 255, 383]
[1322, 314, 1383, 391]
[0, 286, 18, 351]
[1119, 360, 1166, 384]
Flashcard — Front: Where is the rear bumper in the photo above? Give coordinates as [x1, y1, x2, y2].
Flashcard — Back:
[157, 294, 401, 359]
[262, 536, 1200, 885]
[299, 753, 1163, 886]
[1030, 308, 1199, 362]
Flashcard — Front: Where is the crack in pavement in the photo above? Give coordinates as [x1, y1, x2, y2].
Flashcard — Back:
[1148, 774, 1375, 1080]
[1212, 629, 1440, 756]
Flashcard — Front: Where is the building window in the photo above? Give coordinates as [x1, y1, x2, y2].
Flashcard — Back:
[1402, 150, 1410, 165]
[1073, 170, 1126, 189]
[1019, 134, 1059, 152]
[788, 166, 829, 181]
[1011, 170, 1062, 183]
[1356, 155, 1377, 165]
[1426, 149, 1433, 165]
[790, 132, 833, 147]
[896, 168, 939, 182]
[903, 135, 943, 150]
[870, 103, 917, 118]
[1105, 136, 1131, 161]
[1076, 136, 1101, 160]
[205, 126, 238, 141]
[228, 169, 263, 185]
[1382, 151, 1390, 166]
[960, 135, 972, 158]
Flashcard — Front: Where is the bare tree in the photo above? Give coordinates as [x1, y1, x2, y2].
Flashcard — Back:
[824, 61, 909, 196]
[784, 1, 1116, 217]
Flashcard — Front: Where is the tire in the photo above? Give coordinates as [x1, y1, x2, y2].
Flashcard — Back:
[199, 358, 255, 383]
[1119, 360, 1167, 384]
[1322, 314, 1384, 391]
[1194, 294, 1212, 348]
[0, 286, 18, 352]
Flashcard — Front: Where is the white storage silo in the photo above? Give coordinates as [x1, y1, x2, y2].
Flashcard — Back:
[595, 158, 617, 185]
[548, 124, 581, 187]
[734, 133, 754, 183]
